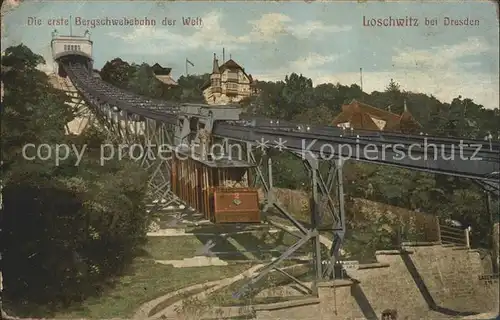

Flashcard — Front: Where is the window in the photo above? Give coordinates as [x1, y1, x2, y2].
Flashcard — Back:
[64, 45, 68, 50]
[227, 83, 238, 91]
[77, 45, 81, 51]
[227, 71, 238, 82]
[211, 79, 220, 87]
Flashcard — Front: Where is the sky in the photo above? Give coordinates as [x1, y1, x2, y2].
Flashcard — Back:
[2, 0, 499, 109]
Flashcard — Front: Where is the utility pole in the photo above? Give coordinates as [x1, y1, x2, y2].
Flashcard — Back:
[360, 67, 363, 91]
[69, 15, 73, 36]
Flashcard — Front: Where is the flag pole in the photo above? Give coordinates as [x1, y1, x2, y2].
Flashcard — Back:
[185, 58, 188, 76]
[69, 15, 73, 36]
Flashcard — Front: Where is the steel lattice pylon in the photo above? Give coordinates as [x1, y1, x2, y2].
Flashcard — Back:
[231, 144, 348, 297]
[59, 61, 350, 299]
[53, 59, 500, 307]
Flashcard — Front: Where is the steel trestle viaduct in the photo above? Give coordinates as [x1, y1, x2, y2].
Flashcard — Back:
[52, 33, 499, 299]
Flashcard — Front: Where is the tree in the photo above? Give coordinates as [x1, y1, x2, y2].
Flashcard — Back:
[98, 53, 499, 265]
[176, 73, 210, 103]
[240, 80, 286, 117]
[383, 79, 405, 114]
[1, 45, 149, 315]
[280, 73, 314, 120]
[100, 58, 208, 103]
[100, 58, 132, 86]
[385, 78, 400, 92]
[293, 104, 336, 125]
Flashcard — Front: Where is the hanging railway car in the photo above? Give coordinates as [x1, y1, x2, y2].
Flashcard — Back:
[171, 150, 261, 223]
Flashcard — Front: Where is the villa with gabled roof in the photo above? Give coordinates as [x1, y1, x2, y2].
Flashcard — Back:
[201, 53, 258, 105]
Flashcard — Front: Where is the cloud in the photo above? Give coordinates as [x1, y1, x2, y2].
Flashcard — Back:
[1, 0, 24, 48]
[290, 53, 340, 72]
[108, 11, 352, 53]
[241, 13, 292, 42]
[108, 11, 240, 52]
[388, 37, 498, 108]
[289, 21, 352, 39]
[241, 13, 352, 41]
[257, 37, 499, 109]
[256, 52, 340, 81]
[392, 37, 491, 70]
[257, 69, 498, 109]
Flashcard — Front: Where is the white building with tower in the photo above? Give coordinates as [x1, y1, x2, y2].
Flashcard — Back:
[51, 29, 93, 76]
[50, 31, 95, 135]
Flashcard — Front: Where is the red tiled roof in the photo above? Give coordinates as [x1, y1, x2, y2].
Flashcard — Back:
[399, 109, 422, 133]
[332, 99, 421, 132]
[151, 63, 172, 76]
[219, 59, 243, 72]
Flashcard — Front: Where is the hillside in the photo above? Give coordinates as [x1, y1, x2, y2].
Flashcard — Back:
[98, 57, 499, 256]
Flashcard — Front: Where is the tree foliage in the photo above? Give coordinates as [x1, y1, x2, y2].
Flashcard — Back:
[1, 45, 149, 313]
[98, 56, 499, 251]
[5, 49, 494, 314]
[99, 58, 210, 103]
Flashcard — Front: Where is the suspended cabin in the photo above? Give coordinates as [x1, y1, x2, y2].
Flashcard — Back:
[171, 151, 260, 223]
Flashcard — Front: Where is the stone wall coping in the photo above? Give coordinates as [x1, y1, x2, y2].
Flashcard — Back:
[317, 279, 354, 288]
[375, 249, 414, 255]
[401, 241, 442, 247]
[357, 262, 391, 270]
[252, 297, 320, 311]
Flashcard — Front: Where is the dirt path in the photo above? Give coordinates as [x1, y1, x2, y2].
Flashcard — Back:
[133, 264, 264, 320]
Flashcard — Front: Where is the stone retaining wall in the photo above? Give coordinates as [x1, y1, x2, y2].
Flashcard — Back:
[252, 245, 498, 320]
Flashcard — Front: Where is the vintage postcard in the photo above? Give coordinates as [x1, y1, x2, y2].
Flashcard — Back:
[1, 1, 499, 319]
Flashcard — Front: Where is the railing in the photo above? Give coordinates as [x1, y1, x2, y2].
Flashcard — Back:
[225, 83, 238, 94]
[397, 212, 441, 244]
[439, 224, 470, 247]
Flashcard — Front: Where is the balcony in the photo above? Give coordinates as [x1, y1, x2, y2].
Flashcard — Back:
[225, 84, 238, 95]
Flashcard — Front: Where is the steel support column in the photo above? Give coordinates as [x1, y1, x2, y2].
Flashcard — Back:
[236, 146, 348, 298]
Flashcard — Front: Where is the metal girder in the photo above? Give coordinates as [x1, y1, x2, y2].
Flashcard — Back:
[60, 59, 498, 304]
[239, 116, 500, 152]
[218, 140, 348, 298]
[473, 179, 500, 197]
[62, 62, 182, 211]
[212, 123, 499, 182]
[64, 62, 499, 182]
